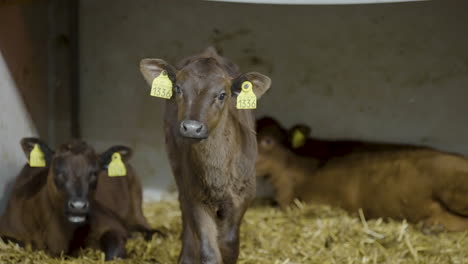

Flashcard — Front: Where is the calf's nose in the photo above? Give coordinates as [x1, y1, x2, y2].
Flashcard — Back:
[180, 120, 208, 139]
[68, 198, 89, 211]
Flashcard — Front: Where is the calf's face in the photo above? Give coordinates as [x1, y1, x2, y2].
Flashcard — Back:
[255, 122, 289, 177]
[256, 117, 288, 146]
[53, 145, 99, 224]
[140, 47, 271, 140]
[173, 59, 232, 139]
[21, 138, 99, 225]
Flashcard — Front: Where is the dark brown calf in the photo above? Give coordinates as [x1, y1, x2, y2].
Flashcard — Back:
[97, 145, 154, 239]
[256, 116, 423, 163]
[0, 139, 150, 260]
[140, 47, 271, 264]
[256, 129, 468, 231]
[289, 123, 423, 160]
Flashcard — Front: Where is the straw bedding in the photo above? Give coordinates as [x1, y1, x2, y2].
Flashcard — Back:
[0, 199, 467, 264]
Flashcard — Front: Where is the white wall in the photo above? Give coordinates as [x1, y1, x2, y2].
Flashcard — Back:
[80, 0, 468, 191]
[0, 51, 38, 212]
[0, 3, 50, 211]
[0, 50, 37, 184]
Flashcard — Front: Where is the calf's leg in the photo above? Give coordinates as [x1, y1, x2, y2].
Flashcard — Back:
[100, 231, 127, 261]
[423, 201, 468, 232]
[179, 220, 199, 264]
[217, 204, 246, 264]
[179, 201, 222, 264]
[435, 175, 468, 217]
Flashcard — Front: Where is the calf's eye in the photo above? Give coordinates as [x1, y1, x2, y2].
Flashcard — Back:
[218, 92, 227, 101]
[89, 173, 98, 189]
[174, 85, 182, 95]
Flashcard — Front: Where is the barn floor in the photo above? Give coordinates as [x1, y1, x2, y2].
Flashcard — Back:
[0, 200, 467, 264]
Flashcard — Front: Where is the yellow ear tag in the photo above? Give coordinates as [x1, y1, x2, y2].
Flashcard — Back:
[236, 81, 256, 109]
[108, 153, 127, 177]
[29, 144, 46, 167]
[291, 130, 306, 149]
[150, 70, 173, 99]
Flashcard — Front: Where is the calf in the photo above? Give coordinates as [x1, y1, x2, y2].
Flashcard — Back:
[256, 130, 468, 231]
[140, 47, 271, 264]
[0, 138, 149, 259]
[256, 116, 423, 163]
[287, 123, 423, 160]
[97, 145, 154, 239]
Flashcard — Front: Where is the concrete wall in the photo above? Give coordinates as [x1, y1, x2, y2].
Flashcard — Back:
[80, 0, 468, 192]
[0, 2, 49, 140]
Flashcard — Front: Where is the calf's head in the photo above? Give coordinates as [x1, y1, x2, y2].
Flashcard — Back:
[256, 116, 288, 146]
[21, 138, 99, 225]
[255, 118, 290, 177]
[140, 47, 271, 140]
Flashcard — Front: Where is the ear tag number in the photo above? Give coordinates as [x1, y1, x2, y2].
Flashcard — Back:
[150, 70, 173, 99]
[108, 153, 127, 177]
[291, 130, 306, 149]
[236, 81, 256, 109]
[29, 144, 46, 167]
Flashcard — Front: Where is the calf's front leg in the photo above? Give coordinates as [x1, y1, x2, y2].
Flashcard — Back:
[217, 204, 247, 264]
[179, 201, 222, 264]
[99, 230, 127, 261]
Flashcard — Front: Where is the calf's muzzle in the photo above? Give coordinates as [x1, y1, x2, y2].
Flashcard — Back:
[66, 198, 90, 224]
[179, 120, 208, 139]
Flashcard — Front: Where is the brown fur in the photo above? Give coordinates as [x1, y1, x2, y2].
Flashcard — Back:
[96, 146, 155, 239]
[140, 47, 271, 264]
[0, 139, 151, 260]
[257, 127, 468, 231]
[257, 116, 425, 163]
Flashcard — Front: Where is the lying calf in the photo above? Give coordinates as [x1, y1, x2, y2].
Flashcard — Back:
[287, 123, 423, 161]
[256, 116, 422, 163]
[0, 138, 152, 259]
[97, 145, 155, 239]
[256, 129, 468, 231]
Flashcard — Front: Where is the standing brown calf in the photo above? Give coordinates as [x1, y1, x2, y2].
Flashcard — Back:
[256, 128, 468, 231]
[140, 47, 271, 264]
[0, 138, 152, 259]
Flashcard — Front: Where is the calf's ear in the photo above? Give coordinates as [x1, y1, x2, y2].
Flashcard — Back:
[99, 145, 133, 168]
[231, 72, 271, 99]
[20, 138, 54, 166]
[289, 124, 311, 137]
[139, 58, 177, 87]
[287, 124, 311, 149]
